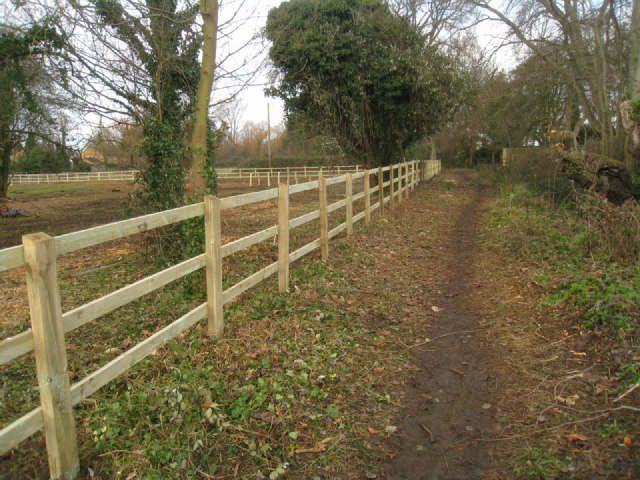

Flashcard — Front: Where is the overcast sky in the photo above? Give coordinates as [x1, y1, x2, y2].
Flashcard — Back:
[223, 0, 286, 127]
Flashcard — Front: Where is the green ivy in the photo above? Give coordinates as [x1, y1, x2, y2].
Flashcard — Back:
[629, 100, 640, 124]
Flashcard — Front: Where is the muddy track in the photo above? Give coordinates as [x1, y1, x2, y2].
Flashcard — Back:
[377, 173, 496, 479]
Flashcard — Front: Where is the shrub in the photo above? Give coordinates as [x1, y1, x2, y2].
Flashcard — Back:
[578, 191, 640, 262]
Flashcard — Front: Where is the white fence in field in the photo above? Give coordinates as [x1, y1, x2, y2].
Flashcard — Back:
[0, 160, 440, 479]
[9, 166, 362, 186]
[10, 171, 138, 184]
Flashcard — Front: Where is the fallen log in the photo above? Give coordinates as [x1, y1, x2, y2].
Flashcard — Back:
[550, 146, 635, 205]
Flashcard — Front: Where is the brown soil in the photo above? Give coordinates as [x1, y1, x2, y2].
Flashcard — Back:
[333, 171, 503, 479]
[0, 182, 137, 249]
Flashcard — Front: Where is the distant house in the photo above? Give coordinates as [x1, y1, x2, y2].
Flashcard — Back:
[80, 147, 104, 167]
[81, 147, 127, 171]
[11, 149, 25, 161]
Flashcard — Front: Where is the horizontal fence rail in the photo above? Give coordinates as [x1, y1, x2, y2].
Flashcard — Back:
[9, 166, 362, 186]
[10, 171, 138, 184]
[0, 159, 441, 477]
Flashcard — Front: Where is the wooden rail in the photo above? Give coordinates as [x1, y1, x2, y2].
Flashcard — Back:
[8, 166, 362, 186]
[0, 159, 441, 476]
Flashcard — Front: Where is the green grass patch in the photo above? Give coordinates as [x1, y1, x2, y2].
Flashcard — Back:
[7, 183, 128, 199]
[482, 165, 639, 336]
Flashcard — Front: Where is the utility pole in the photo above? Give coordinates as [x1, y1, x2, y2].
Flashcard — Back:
[267, 103, 272, 169]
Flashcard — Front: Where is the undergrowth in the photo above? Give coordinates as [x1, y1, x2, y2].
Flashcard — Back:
[1, 249, 403, 479]
[484, 163, 640, 337]
[74, 259, 398, 479]
[482, 162, 640, 478]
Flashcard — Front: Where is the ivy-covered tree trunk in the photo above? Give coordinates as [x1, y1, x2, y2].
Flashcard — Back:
[1, 146, 12, 198]
[189, 0, 218, 198]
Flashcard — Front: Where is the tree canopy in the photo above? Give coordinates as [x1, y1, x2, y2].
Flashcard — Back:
[0, 22, 67, 197]
[265, 0, 462, 167]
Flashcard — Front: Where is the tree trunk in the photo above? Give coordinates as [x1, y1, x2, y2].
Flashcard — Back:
[188, 0, 219, 198]
[621, 100, 640, 172]
[1, 142, 14, 199]
[630, 0, 640, 99]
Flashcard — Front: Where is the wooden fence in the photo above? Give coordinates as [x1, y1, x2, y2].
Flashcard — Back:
[0, 159, 440, 478]
[10, 171, 138, 184]
[9, 166, 361, 186]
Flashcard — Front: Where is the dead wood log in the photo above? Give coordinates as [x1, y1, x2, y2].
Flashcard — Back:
[551, 146, 634, 205]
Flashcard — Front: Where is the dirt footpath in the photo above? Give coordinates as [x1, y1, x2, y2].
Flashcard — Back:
[341, 170, 504, 479]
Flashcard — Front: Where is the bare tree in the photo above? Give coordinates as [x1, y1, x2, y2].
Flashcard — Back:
[388, 0, 479, 45]
[470, 0, 634, 165]
[216, 97, 246, 145]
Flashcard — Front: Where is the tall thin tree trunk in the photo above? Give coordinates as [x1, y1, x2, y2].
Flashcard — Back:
[630, 0, 640, 99]
[189, 0, 219, 198]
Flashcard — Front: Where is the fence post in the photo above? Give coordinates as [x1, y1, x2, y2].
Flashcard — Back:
[22, 233, 80, 480]
[364, 169, 370, 224]
[249, 173, 253, 187]
[389, 165, 395, 208]
[398, 164, 404, 204]
[204, 196, 224, 337]
[378, 166, 384, 217]
[411, 161, 415, 192]
[346, 173, 353, 235]
[278, 184, 290, 293]
[319, 175, 329, 261]
[405, 162, 410, 199]
[412, 161, 416, 190]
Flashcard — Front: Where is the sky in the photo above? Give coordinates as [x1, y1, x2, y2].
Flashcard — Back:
[220, 0, 285, 128]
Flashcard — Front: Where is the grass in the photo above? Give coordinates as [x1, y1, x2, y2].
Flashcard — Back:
[480, 162, 640, 478]
[69, 258, 400, 478]
[483, 164, 640, 337]
[1, 230, 407, 478]
[7, 183, 130, 200]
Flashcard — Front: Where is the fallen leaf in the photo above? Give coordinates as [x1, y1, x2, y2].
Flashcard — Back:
[373, 367, 385, 375]
[556, 394, 579, 406]
[431, 306, 442, 313]
[254, 412, 281, 425]
[295, 437, 335, 454]
[570, 350, 587, 356]
[420, 393, 433, 401]
[564, 433, 588, 442]
[372, 341, 384, 347]
[368, 426, 379, 435]
[385, 426, 398, 434]
[449, 367, 465, 376]
[624, 437, 633, 446]
[482, 403, 492, 410]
